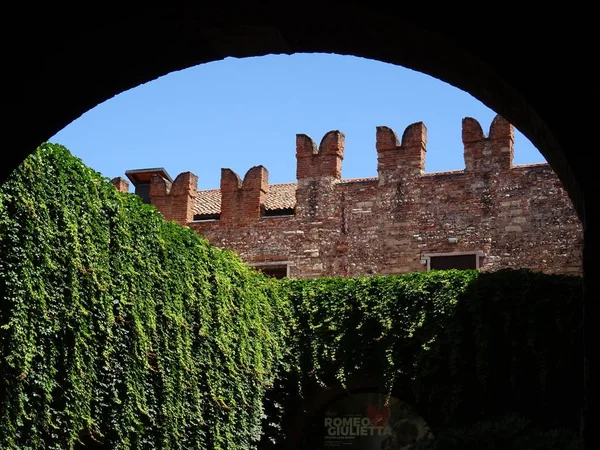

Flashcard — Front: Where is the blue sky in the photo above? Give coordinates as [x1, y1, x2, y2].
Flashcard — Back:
[50, 53, 545, 191]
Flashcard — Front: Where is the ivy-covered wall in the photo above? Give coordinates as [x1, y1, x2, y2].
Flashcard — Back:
[274, 270, 583, 448]
[1, 144, 584, 449]
[0, 144, 291, 449]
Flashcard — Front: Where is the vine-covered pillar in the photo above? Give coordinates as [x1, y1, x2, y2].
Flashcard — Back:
[582, 193, 598, 450]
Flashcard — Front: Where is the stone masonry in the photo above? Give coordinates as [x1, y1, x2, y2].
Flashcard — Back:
[111, 115, 583, 278]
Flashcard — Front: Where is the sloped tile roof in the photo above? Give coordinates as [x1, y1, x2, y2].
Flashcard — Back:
[193, 189, 221, 215]
[263, 182, 297, 210]
[193, 182, 298, 215]
[192, 179, 378, 215]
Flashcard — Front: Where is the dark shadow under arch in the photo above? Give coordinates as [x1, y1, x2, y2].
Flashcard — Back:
[3, 6, 596, 216]
[1, 4, 598, 448]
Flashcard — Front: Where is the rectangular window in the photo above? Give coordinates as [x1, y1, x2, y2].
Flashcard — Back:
[421, 251, 484, 271]
[262, 208, 295, 218]
[193, 213, 220, 221]
[249, 262, 290, 279]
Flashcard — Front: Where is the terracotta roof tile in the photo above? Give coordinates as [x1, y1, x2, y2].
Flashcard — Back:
[193, 183, 298, 215]
[264, 183, 297, 210]
[192, 179, 378, 215]
[194, 189, 221, 215]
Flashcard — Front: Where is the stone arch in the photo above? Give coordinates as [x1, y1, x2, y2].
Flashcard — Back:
[2, 5, 597, 448]
[2, 6, 591, 221]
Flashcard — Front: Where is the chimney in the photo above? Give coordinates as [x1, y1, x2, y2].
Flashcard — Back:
[125, 168, 173, 204]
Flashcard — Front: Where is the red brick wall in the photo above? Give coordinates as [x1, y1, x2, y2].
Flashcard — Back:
[145, 115, 583, 278]
[220, 166, 268, 224]
[149, 171, 198, 225]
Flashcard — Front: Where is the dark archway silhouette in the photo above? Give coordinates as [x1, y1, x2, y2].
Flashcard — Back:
[2, 4, 597, 449]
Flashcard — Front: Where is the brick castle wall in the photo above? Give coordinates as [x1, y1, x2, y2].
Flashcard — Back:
[114, 115, 583, 278]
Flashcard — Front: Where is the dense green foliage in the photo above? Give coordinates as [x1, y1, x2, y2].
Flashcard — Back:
[283, 271, 478, 393]
[0, 144, 290, 449]
[412, 413, 582, 450]
[276, 269, 582, 440]
[0, 143, 583, 449]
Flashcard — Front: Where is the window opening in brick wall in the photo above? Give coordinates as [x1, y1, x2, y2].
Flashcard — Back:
[421, 251, 484, 271]
[193, 213, 220, 221]
[262, 207, 295, 218]
[249, 262, 290, 279]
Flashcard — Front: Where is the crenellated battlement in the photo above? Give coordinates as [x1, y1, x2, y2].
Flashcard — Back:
[462, 115, 514, 172]
[114, 113, 581, 279]
[117, 115, 538, 227]
[150, 171, 198, 224]
[220, 166, 269, 224]
[376, 121, 427, 182]
[296, 130, 345, 180]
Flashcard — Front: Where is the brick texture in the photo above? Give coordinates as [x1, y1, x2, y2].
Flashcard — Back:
[109, 176, 130, 193]
[126, 115, 583, 278]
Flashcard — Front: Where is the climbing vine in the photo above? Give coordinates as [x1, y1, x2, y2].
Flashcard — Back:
[0, 143, 583, 449]
[273, 269, 582, 442]
[0, 143, 291, 449]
